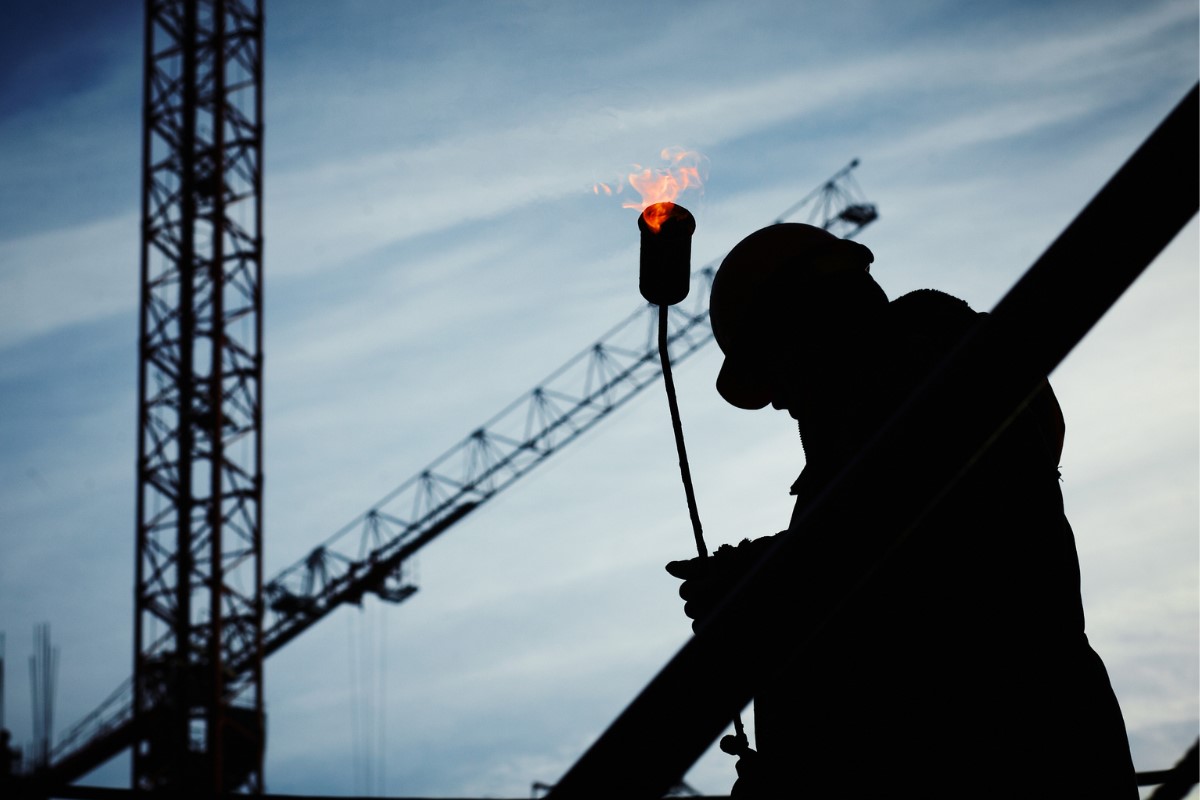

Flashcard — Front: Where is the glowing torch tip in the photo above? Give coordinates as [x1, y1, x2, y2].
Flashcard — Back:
[638, 201, 696, 235]
[638, 203, 695, 306]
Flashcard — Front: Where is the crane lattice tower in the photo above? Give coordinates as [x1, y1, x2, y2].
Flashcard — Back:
[133, 0, 264, 794]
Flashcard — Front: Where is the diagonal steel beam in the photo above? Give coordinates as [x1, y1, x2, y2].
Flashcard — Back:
[548, 83, 1198, 798]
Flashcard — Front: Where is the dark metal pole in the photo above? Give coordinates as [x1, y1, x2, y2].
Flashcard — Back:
[657, 306, 707, 558]
[548, 84, 1198, 798]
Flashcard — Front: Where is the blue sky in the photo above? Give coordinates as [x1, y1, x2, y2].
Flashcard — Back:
[0, 1, 1197, 796]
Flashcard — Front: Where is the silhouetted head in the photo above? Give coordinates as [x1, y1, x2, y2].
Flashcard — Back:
[710, 223, 886, 413]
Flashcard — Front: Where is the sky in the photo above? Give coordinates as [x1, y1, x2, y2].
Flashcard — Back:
[0, 0, 1196, 796]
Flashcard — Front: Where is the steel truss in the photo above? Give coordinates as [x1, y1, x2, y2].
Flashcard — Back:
[258, 162, 873, 658]
[132, 0, 264, 794]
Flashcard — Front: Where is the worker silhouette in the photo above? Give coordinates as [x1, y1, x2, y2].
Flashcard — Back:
[666, 224, 1137, 798]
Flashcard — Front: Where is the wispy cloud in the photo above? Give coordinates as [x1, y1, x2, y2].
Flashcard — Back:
[0, 214, 137, 349]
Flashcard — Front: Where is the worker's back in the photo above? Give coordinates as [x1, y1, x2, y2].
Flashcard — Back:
[752, 290, 1136, 797]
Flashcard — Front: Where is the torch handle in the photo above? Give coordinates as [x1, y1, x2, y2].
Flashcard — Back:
[657, 305, 750, 750]
[657, 305, 707, 559]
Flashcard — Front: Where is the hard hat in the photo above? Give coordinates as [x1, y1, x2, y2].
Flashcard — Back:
[710, 223, 879, 409]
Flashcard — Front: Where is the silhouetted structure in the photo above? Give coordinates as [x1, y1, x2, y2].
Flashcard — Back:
[28, 625, 58, 771]
[131, 0, 265, 795]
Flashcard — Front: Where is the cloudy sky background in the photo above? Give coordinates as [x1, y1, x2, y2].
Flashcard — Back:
[0, 0, 1196, 795]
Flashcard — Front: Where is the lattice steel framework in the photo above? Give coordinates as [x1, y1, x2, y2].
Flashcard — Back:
[133, 0, 264, 794]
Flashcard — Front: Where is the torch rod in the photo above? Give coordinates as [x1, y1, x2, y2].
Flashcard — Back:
[656, 304, 749, 747]
[657, 305, 707, 560]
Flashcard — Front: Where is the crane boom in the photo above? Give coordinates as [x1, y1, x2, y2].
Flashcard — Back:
[40, 162, 877, 789]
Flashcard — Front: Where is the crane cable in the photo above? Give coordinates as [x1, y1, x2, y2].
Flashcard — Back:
[347, 602, 388, 796]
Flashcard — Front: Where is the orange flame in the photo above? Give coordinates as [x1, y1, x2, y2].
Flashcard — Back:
[593, 147, 707, 232]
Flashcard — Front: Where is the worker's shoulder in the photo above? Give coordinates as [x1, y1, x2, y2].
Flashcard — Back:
[887, 288, 979, 338]
[888, 287, 976, 318]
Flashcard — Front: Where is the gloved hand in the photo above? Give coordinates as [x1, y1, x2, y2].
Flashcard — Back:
[665, 535, 779, 632]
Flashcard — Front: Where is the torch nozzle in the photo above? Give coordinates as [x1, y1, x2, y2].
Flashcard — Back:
[638, 201, 695, 235]
[639, 203, 696, 306]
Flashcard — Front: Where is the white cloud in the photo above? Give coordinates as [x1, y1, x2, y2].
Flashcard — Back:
[0, 214, 138, 349]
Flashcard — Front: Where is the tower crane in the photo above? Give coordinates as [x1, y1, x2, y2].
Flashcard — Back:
[18, 9, 268, 792]
[70, 1, 264, 796]
[36, 160, 876, 792]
